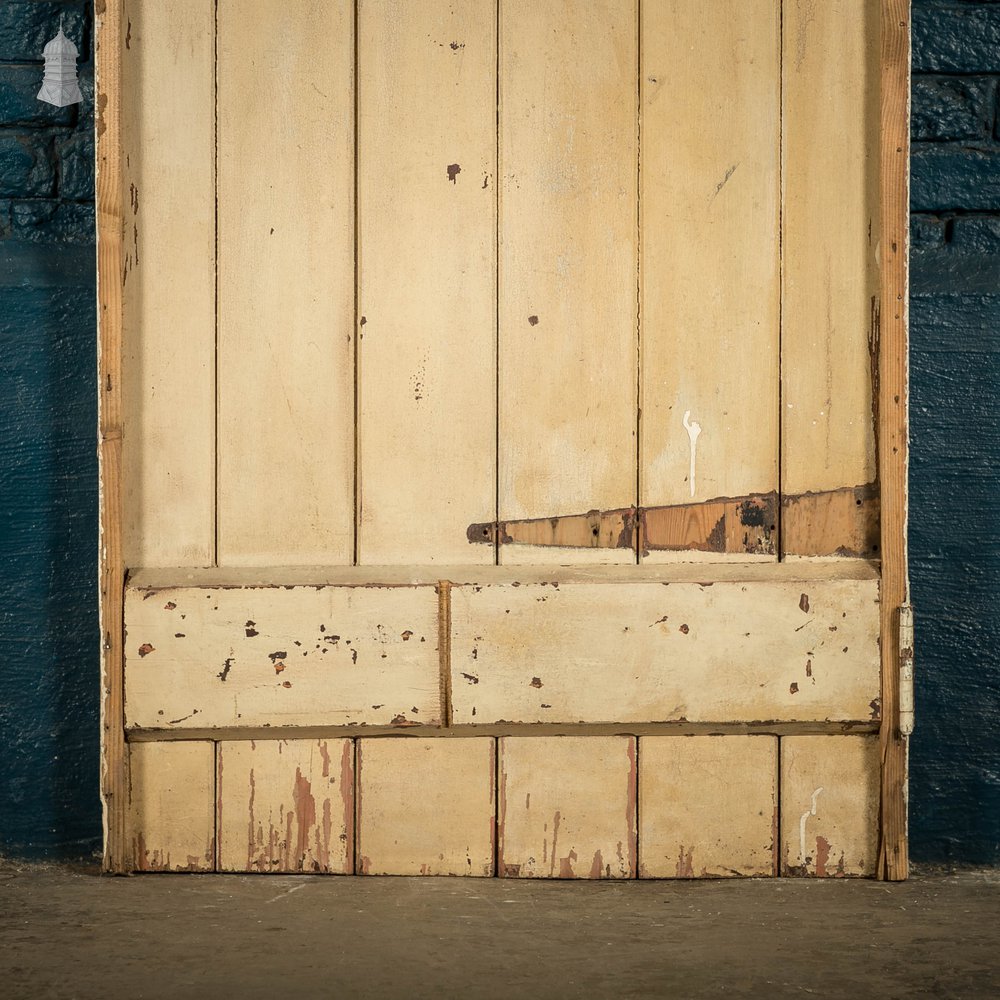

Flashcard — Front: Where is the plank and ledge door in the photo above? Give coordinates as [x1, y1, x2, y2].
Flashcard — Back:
[116, 0, 887, 877]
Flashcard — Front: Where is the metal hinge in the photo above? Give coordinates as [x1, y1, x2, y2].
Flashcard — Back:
[898, 603, 914, 736]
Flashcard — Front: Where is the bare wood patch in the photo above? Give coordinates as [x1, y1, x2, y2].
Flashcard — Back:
[469, 486, 876, 558]
[781, 484, 880, 559]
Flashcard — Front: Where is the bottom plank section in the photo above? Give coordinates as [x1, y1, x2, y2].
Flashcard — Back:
[356, 738, 496, 876]
[780, 735, 880, 877]
[498, 736, 637, 879]
[128, 741, 215, 872]
[123, 733, 880, 877]
[638, 736, 778, 878]
[217, 738, 354, 874]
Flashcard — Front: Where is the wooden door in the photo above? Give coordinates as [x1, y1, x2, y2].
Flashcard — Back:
[97, 0, 911, 878]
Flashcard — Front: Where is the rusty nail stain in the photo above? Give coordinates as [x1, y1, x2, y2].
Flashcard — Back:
[137, 643, 154, 657]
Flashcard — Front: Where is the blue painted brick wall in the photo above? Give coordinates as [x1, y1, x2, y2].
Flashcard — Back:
[0, 2, 996, 862]
[0, 0, 98, 858]
[909, 0, 1000, 864]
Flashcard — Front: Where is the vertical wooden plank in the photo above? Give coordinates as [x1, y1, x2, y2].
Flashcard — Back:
[217, 0, 355, 565]
[498, 736, 636, 878]
[128, 741, 215, 872]
[638, 736, 777, 878]
[120, 0, 215, 567]
[217, 739, 354, 874]
[498, 0, 638, 565]
[356, 738, 495, 876]
[357, 0, 496, 565]
[96, 0, 127, 874]
[878, 0, 912, 881]
[781, 735, 879, 877]
[640, 1, 780, 562]
[781, 0, 881, 555]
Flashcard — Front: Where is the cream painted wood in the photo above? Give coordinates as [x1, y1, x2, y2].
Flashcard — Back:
[356, 737, 495, 876]
[217, 738, 353, 873]
[128, 741, 215, 871]
[781, 0, 880, 502]
[358, 0, 496, 565]
[498, 0, 638, 565]
[640, 1, 779, 561]
[128, 559, 880, 591]
[450, 578, 880, 725]
[498, 736, 636, 878]
[216, 0, 355, 565]
[638, 735, 777, 878]
[124, 583, 441, 730]
[781, 735, 880, 876]
[121, 0, 215, 567]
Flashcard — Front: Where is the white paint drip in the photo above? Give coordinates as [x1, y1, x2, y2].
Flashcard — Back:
[798, 787, 824, 866]
[682, 410, 702, 498]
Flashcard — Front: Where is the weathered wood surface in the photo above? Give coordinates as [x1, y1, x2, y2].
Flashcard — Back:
[128, 741, 215, 872]
[781, 486, 881, 560]
[356, 737, 495, 875]
[469, 487, 876, 559]
[96, 0, 128, 874]
[498, 0, 637, 565]
[638, 736, 777, 878]
[121, 0, 215, 567]
[640, 0, 779, 559]
[128, 560, 880, 591]
[358, 0, 496, 565]
[780, 735, 879, 877]
[124, 584, 441, 730]
[878, 0, 912, 882]
[450, 579, 881, 725]
[217, 738, 354, 873]
[781, 0, 880, 555]
[498, 736, 635, 879]
[217, 0, 355, 565]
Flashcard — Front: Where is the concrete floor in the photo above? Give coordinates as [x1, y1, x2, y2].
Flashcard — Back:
[1, 862, 997, 1000]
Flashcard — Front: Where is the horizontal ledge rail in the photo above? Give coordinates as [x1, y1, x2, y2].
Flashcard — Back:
[127, 559, 879, 592]
[126, 720, 881, 742]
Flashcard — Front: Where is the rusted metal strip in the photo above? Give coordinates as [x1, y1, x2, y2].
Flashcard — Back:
[469, 485, 878, 558]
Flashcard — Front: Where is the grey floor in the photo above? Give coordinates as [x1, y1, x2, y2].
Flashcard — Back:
[1, 861, 997, 999]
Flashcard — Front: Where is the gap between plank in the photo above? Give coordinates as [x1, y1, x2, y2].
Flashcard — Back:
[352, 0, 361, 567]
[776, 0, 785, 563]
[213, 0, 220, 568]
[635, 0, 643, 566]
[494, 0, 501, 568]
